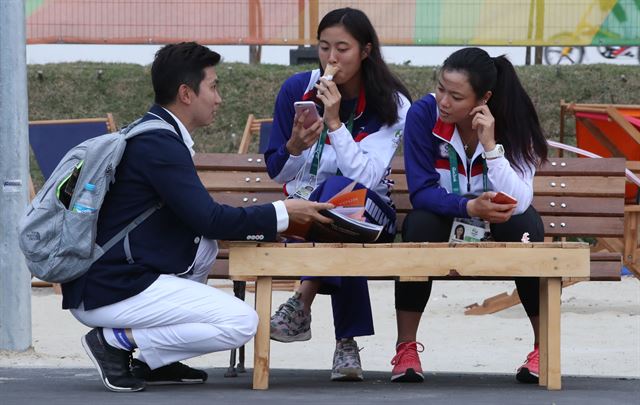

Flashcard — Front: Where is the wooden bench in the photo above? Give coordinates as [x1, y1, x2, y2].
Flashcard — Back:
[195, 153, 628, 390]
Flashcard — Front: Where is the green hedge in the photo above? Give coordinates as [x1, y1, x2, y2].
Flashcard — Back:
[27, 62, 639, 186]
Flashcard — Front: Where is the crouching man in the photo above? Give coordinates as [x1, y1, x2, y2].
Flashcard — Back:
[61, 42, 333, 392]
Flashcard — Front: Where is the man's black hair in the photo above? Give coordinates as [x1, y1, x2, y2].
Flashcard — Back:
[151, 42, 221, 105]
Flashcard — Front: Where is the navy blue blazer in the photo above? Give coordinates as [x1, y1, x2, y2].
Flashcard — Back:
[62, 105, 277, 310]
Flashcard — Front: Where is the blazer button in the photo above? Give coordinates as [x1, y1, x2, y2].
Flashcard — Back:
[194, 236, 201, 244]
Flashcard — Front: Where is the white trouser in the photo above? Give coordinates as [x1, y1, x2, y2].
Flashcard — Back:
[71, 238, 257, 370]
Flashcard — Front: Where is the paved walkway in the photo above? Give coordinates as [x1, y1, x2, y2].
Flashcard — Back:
[1, 368, 638, 404]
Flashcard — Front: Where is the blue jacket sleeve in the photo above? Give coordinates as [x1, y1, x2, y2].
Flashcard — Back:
[133, 132, 278, 241]
[404, 96, 469, 218]
[264, 72, 308, 179]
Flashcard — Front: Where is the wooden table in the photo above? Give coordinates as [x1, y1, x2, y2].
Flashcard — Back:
[228, 241, 591, 391]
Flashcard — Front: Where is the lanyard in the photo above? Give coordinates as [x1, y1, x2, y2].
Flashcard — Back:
[447, 144, 488, 195]
[309, 111, 355, 177]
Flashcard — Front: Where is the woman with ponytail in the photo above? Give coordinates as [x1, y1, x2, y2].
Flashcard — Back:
[390, 47, 548, 384]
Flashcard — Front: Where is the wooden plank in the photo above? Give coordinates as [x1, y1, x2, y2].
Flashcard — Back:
[546, 278, 562, 390]
[533, 176, 626, 197]
[533, 196, 624, 216]
[589, 251, 622, 261]
[607, 107, 640, 146]
[29, 117, 113, 125]
[541, 216, 625, 237]
[194, 153, 268, 171]
[209, 259, 230, 277]
[228, 245, 590, 278]
[210, 191, 284, 206]
[537, 158, 626, 176]
[589, 261, 622, 281]
[624, 211, 639, 277]
[539, 278, 549, 387]
[253, 276, 272, 390]
[390, 156, 405, 173]
[199, 171, 282, 192]
[627, 161, 640, 172]
[238, 114, 256, 154]
[565, 102, 640, 111]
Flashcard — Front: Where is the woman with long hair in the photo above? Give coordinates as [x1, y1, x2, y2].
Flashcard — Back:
[264, 7, 411, 381]
[391, 47, 548, 384]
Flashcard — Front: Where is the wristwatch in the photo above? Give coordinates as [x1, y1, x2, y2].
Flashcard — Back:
[482, 144, 505, 160]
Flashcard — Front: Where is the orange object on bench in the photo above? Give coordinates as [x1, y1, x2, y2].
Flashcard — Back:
[560, 102, 640, 203]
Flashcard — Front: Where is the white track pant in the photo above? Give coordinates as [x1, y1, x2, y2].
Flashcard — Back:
[71, 273, 258, 369]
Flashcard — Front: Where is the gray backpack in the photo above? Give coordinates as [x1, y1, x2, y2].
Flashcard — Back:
[19, 119, 177, 283]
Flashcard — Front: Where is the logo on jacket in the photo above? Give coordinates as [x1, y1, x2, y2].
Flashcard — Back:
[439, 142, 450, 158]
[392, 129, 402, 148]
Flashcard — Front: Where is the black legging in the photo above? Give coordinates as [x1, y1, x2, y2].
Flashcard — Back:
[395, 206, 545, 318]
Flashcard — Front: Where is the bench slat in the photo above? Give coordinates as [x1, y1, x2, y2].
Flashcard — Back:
[536, 157, 627, 176]
[194, 153, 266, 171]
[540, 216, 625, 237]
[200, 172, 282, 192]
[532, 196, 625, 216]
[533, 176, 626, 197]
[201, 172, 625, 198]
[210, 191, 285, 206]
[390, 157, 627, 176]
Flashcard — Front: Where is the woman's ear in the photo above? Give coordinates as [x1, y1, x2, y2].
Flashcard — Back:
[480, 90, 493, 105]
[361, 43, 372, 60]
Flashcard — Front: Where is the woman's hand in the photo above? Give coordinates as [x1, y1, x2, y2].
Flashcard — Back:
[315, 78, 342, 131]
[286, 110, 323, 156]
[466, 192, 516, 223]
[469, 105, 496, 151]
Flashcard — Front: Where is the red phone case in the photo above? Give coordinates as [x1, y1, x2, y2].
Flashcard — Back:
[492, 191, 517, 204]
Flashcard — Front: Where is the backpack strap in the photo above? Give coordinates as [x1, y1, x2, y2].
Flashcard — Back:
[96, 202, 164, 262]
[89, 119, 175, 263]
[123, 119, 177, 139]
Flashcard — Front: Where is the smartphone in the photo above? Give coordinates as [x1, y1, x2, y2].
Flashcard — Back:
[294, 101, 321, 129]
[491, 191, 518, 205]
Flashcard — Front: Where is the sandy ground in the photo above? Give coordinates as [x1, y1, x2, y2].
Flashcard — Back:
[1, 277, 639, 379]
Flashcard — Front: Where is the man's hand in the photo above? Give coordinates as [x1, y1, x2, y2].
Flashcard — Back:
[466, 192, 516, 223]
[286, 110, 323, 156]
[283, 199, 335, 227]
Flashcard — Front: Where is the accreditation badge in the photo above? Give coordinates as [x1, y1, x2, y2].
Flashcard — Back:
[449, 217, 490, 243]
[288, 183, 316, 200]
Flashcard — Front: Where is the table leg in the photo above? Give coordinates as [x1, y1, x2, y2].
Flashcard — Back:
[538, 278, 548, 387]
[252, 276, 272, 390]
[546, 277, 562, 390]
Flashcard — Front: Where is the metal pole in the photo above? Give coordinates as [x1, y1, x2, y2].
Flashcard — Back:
[0, 0, 32, 350]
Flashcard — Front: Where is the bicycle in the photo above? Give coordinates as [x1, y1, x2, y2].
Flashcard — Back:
[544, 45, 639, 65]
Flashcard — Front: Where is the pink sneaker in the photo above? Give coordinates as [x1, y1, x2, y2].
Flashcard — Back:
[390, 341, 424, 382]
[516, 346, 539, 383]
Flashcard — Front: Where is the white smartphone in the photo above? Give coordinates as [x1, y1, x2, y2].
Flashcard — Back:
[294, 101, 321, 129]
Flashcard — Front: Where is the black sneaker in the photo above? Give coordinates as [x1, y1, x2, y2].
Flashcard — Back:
[81, 328, 145, 392]
[131, 358, 208, 385]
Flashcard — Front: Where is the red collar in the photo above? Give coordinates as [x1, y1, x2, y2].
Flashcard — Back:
[432, 117, 455, 142]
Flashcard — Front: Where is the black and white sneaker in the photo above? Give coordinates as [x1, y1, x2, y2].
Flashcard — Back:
[131, 358, 208, 385]
[81, 328, 145, 392]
